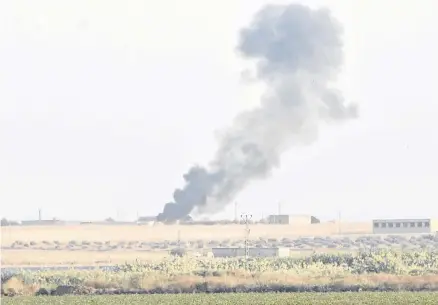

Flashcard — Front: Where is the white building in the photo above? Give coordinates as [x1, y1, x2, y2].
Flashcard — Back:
[267, 214, 320, 225]
[211, 247, 289, 258]
[137, 216, 156, 225]
[372, 218, 438, 234]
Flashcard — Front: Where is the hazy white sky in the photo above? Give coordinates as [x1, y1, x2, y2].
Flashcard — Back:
[1, 0, 437, 221]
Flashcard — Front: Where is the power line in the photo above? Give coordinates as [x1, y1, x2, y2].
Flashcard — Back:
[177, 229, 181, 250]
[240, 213, 252, 269]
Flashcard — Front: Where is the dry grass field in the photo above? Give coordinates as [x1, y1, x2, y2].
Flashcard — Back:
[1, 222, 371, 244]
[1, 250, 170, 266]
[1, 222, 372, 266]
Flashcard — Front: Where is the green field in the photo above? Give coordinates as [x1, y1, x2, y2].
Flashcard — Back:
[3, 292, 438, 305]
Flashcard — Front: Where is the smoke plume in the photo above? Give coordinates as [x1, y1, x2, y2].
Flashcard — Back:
[157, 4, 358, 222]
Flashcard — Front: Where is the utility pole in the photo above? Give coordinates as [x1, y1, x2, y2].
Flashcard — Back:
[177, 230, 181, 250]
[241, 213, 252, 269]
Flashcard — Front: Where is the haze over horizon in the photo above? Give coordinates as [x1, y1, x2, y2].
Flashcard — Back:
[1, 0, 438, 222]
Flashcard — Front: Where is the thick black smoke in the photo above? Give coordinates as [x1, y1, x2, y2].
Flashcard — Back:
[157, 4, 358, 222]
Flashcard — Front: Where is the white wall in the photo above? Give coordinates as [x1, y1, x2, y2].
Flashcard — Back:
[268, 215, 290, 224]
[212, 248, 245, 257]
[248, 248, 278, 257]
[290, 216, 313, 225]
[212, 247, 289, 258]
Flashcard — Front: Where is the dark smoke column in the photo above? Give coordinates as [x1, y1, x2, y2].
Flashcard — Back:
[157, 4, 358, 222]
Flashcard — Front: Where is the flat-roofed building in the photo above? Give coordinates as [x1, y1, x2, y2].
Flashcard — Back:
[212, 247, 290, 258]
[372, 218, 438, 234]
[268, 214, 320, 225]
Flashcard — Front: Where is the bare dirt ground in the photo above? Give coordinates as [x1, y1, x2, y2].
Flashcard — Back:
[1, 222, 372, 267]
[1, 222, 371, 244]
[1, 249, 170, 266]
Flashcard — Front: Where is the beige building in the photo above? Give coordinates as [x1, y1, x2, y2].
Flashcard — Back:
[268, 214, 320, 225]
[372, 219, 438, 234]
[20, 219, 65, 226]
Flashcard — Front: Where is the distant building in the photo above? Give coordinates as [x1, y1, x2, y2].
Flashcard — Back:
[147, 215, 193, 225]
[268, 214, 320, 225]
[137, 216, 156, 222]
[21, 219, 65, 226]
[212, 247, 289, 258]
[0, 218, 20, 226]
[137, 216, 156, 225]
[372, 219, 438, 234]
[80, 220, 134, 225]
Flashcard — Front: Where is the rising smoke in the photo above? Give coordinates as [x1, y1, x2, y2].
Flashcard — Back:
[157, 4, 358, 222]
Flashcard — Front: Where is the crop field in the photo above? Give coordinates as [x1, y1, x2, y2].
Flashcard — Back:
[3, 292, 438, 305]
[2, 223, 438, 266]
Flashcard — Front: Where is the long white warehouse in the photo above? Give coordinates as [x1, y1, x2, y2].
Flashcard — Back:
[372, 218, 438, 234]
